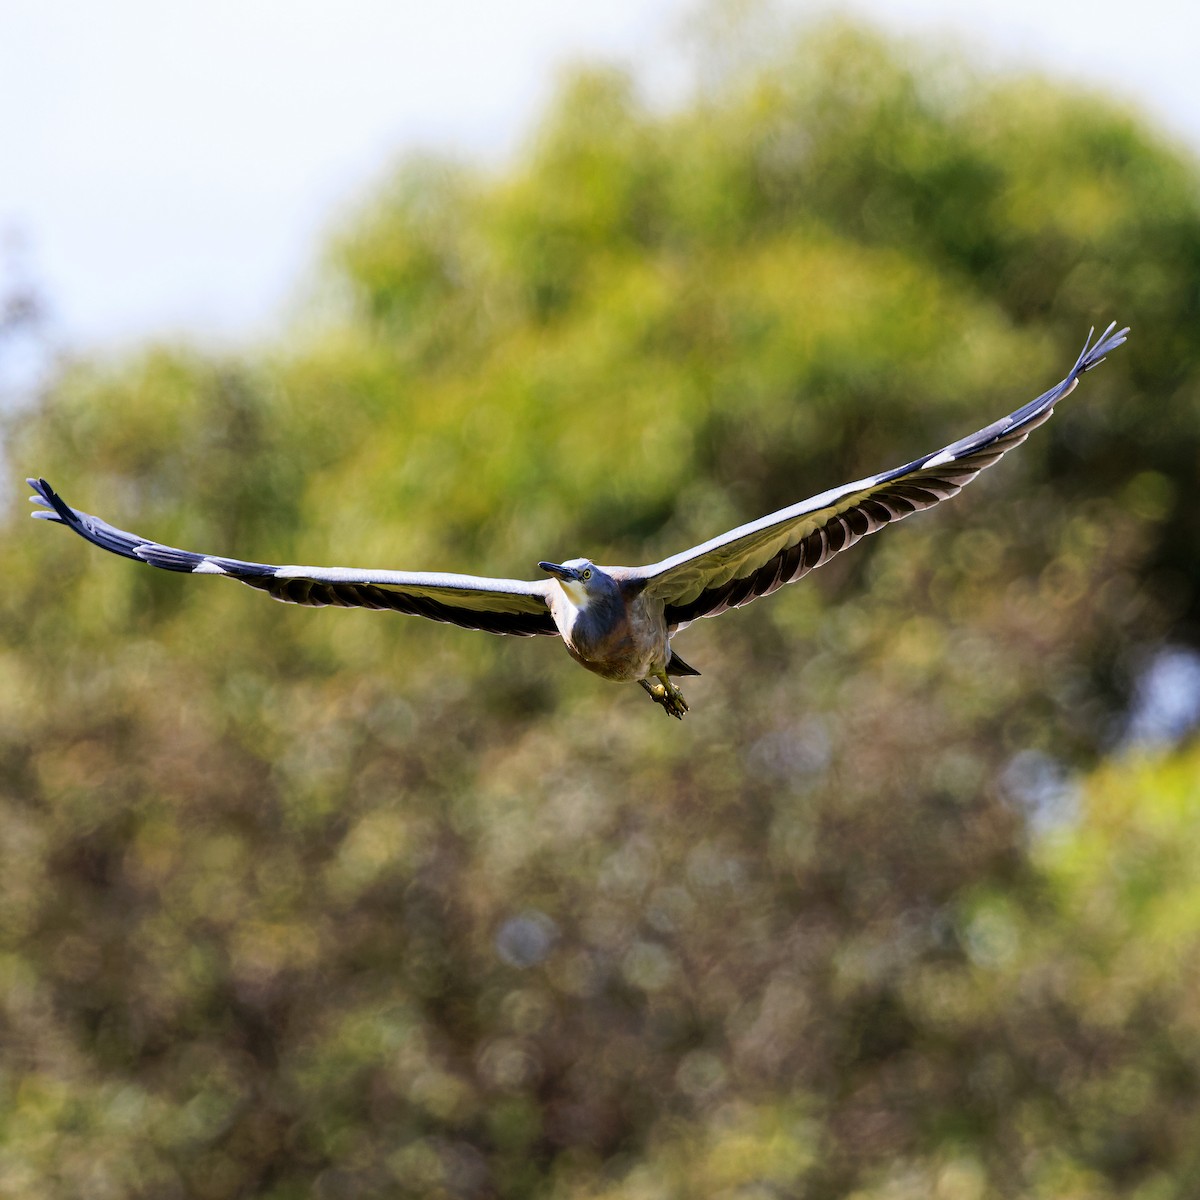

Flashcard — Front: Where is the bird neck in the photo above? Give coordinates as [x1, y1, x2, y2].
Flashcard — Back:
[554, 588, 624, 655]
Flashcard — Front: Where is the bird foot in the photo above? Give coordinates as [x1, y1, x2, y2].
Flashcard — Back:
[641, 677, 689, 719]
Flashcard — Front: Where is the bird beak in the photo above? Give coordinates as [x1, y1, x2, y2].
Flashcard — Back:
[539, 561, 580, 582]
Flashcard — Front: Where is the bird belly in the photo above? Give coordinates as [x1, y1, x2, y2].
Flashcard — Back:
[564, 635, 658, 682]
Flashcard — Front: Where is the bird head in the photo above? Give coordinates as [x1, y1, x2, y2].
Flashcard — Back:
[538, 559, 612, 609]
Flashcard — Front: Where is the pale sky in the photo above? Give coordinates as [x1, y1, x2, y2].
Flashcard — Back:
[2, 0, 1198, 364]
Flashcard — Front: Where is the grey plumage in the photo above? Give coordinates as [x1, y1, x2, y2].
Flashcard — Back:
[28, 322, 1128, 718]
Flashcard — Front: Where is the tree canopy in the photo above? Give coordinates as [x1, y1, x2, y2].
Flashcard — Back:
[3, 16, 1200, 1199]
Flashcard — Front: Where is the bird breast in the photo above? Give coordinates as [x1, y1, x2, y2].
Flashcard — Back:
[553, 589, 666, 682]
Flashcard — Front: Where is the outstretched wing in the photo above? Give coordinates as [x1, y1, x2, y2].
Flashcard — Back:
[27, 479, 558, 637]
[635, 323, 1129, 631]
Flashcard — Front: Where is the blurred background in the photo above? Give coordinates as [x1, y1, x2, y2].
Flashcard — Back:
[3, 2, 1200, 1197]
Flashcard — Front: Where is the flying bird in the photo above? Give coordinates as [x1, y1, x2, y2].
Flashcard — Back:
[28, 322, 1127, 718]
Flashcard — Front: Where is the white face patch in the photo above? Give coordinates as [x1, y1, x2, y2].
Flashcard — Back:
[556, 578, 590, 610]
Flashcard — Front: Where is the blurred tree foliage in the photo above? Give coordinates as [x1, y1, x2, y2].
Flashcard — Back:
[3, 14, 1200, 1199]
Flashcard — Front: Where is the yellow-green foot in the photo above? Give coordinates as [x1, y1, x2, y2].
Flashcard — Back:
[640, 676, 689, 719]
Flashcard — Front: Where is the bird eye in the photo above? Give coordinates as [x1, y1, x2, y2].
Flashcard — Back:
[581, 568, 593, 581]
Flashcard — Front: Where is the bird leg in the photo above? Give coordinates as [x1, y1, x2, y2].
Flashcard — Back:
[639, 673, 689, 720]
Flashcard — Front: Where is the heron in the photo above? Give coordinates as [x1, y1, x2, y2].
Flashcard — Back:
[28, 322, 1127, 718]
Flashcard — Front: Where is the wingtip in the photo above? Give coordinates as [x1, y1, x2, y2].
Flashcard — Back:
[26, 476, 72, 524]
[28, 477, 50, 510]
[1078, 321, 1130, 374]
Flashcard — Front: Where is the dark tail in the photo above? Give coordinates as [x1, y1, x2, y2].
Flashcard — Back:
[667, 649, 701, 677]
